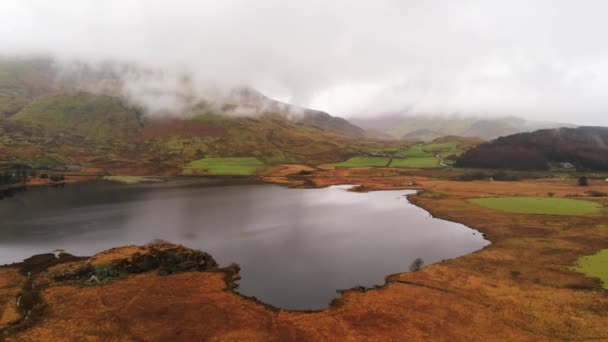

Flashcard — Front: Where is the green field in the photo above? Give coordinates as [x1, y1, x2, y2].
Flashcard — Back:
[423, 141, 459, 152]
[389, 157, 438, 168]
[327, 157, 391, 167]
[103, 176, 164, 184]
[468, 197, 603, 216]
[424, 141, 461, 157]
[423, 138, 481, 163]
[572, 249, 608, 289]
[326, 145, 440, 169]
[402, 145, 433, 158]
[183, 157, 265, 175]
[384, 145, 438, 168]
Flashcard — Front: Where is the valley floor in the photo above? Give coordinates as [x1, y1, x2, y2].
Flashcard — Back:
[1, 166, 608, 341]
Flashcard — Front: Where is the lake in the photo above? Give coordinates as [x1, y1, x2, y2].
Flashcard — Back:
[0, 179, 489, 310]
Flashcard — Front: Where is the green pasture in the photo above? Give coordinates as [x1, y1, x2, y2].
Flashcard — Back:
[389, 157, 438, 168]
[423, 141, 459, 152]
[572, 249, 608, 289]
[468, 197, 603, 216]
[324, 140, 470, 169]
[402, 145, 433, 158]
[326, 157, 391, 167]
[388, 145, 438, 168]
[103, 176, 164, 184]
[183, 157, 265, 175]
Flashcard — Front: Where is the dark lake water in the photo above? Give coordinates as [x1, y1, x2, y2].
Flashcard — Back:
[0, 179, 489, 310]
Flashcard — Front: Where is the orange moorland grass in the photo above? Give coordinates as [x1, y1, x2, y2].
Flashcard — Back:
[0, 269, 25, 331]
[2, 166, 607, 341]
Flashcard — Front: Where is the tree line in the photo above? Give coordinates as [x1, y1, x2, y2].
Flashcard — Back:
[0, 168, 65, 186]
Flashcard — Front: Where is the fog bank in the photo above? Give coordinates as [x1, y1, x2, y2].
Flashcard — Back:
[2, 1, 608, 125]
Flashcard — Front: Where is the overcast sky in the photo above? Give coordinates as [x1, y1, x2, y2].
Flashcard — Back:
[1, 0, 608, 125]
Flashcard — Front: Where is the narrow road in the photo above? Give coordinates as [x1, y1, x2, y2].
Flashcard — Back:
[435, 154, 448, 167]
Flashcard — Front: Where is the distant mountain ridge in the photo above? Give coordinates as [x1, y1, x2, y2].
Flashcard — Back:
[225, 87, 364, 136]
[350, 114, 575, 140]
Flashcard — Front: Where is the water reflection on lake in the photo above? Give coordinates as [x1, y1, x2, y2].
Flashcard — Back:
[0, 179, 489, 310]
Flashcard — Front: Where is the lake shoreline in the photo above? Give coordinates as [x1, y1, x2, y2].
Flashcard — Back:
[0, 180, 488, 309]
[1, 166, 608, 340]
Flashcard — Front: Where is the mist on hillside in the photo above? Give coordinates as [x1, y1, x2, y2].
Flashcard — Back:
[1, 57, 318, 118]
[2, 1, 608, 125]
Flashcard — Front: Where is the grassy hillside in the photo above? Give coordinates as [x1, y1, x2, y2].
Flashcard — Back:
[0, 96, 401, 172]
[0, 57, 403, 173]
[324, 136, 479, 170]
[0, 57, 58, 117]
[10, 93, 142, 141]
[424, 136, 482, 164]
[0, 91, 485, 174]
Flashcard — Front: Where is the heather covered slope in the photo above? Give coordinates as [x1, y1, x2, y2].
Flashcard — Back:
[456, 126, 608, 171]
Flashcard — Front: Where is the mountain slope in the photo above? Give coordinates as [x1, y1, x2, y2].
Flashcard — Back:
[351, 114, 574, 140]
[402, 129, 445, 141]
[0, 105, 393, 170]
[350, 114, 476, 139]
[1, 57, 364, 138]
[10, 93, 143, 141]
[456, 127, 608, 171]
[0, 57, 381, 171]
[0, 98, 393, 171]
[0, 57, 59, 117]
[225, 87, 364, 136]
[299, 110, 364, 136]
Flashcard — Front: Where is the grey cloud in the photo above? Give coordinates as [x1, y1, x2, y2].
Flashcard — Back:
[1, 0, 608, 125]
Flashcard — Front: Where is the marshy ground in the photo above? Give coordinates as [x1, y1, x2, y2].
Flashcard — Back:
[1, 166, 607, 341]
